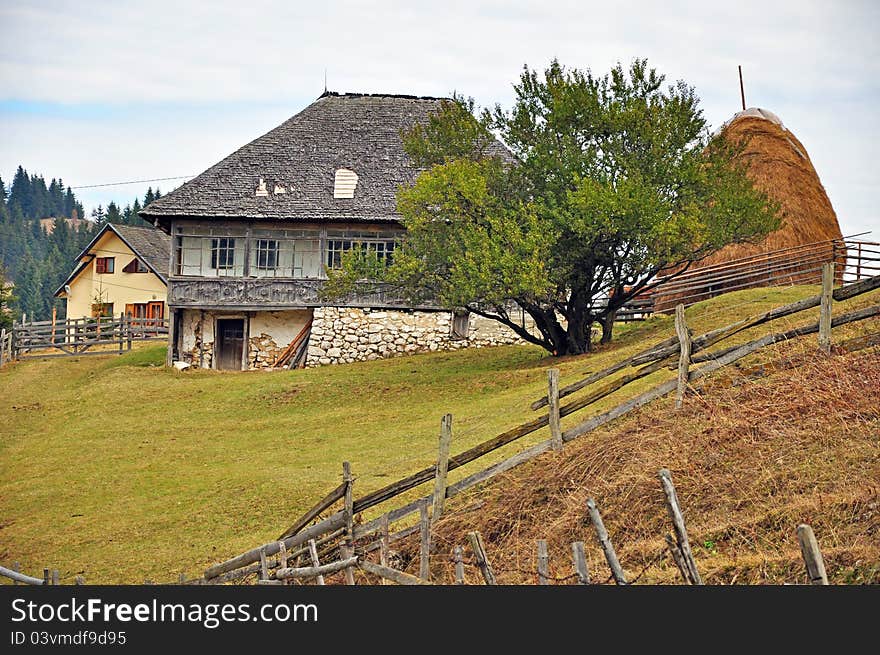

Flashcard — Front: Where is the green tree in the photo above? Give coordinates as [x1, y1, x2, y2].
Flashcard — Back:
[331, 59, 780, 355]
[0, 263, 15, 330]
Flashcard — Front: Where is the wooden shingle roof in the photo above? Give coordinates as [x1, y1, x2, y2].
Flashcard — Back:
[140, 92, 509, 227]
[112, 224, 171, 278]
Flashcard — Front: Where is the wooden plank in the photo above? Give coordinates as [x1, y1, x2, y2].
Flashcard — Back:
[819, 262, 834, 353]
[419, 500, 431, 581]
[343, 461, 354, 546]
[674, 304, 691, 409]
[278, 482, 347, 540]
[453, 545, 465, 585]
[340, 546, 356, 585]
[658, 469, 702, 585]
[205, 511, 347, 579]
[259, 547, 269, 581]
[467, 531, 497, 585]
[359, 560, 432, 585]
[832, 271, 880, 300]
[564, 304, 880, 444]
[276, 556, 359, 581]
[278, 540, 288, 570]
[531, 335, 679, 410]
[308, 539, 325, 585]
[431, 413, 453, 519]
[797, 524, 829, 585]
[571, 542, 589, 585]
[665, 533, 691, 584]
[0, 565, 44, 585]
[379, 514, 390, 585]
[354, 439, 554, 542]
[537, 539, 550, 585]
[352, 412, 552, 514]
[548, 369, 563, 450]
[586, 498, 627, 585]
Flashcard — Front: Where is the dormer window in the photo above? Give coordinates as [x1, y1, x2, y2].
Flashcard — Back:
[123, 258, 148, 273]
[333, 168, 358, 199]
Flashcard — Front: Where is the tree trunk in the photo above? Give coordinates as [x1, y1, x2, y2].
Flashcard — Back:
[600, 310, 615, 344]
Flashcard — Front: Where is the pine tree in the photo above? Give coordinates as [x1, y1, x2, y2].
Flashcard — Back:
[144, 187, 155, 206]
[105, 201, 122, 224]
[9, 166, 30, 217]
[91, 204, 106, 225]
[64, 187, 75, 218]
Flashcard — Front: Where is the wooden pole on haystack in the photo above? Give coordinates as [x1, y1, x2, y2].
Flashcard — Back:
[738, 65, 746, 110]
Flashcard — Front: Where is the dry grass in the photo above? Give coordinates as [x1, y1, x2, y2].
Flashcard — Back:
[396, 335, 880, 585]
[698, 114, 843, 267]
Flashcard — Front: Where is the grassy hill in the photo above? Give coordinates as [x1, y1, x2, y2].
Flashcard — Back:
[0, 284, 877, 584]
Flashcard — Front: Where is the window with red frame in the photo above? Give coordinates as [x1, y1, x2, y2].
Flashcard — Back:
[95, 257, 115, 274]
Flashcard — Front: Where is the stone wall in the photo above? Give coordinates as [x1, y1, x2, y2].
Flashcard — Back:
[176, 306, 537, 370]
[305, 307, 534, 367]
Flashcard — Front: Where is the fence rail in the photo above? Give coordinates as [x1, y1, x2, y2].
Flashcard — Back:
[195, 267, 880, 585]
[649, 236, 877, 312]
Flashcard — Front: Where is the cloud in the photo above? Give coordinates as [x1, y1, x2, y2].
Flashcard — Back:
[0, 0, 877, 235]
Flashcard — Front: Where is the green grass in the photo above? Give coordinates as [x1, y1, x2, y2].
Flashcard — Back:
[0, 284, 872, 583]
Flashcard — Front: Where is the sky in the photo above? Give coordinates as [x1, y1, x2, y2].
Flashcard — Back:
[0, 0, 877, 237]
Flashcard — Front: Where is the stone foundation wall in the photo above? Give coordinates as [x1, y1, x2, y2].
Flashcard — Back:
[305, 307, 534, 367]
[176, 307, 536, 370]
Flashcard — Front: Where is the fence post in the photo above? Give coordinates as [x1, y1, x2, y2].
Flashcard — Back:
[259, 547, 269, 581]
[536, 539, 550, 585]
[664, 534, 691, 584]
[118, 312, 124, 354]
[658, 469, 702, 585]
[75, 576, 85, 585]
[586, 498, 627, 585]
[419, 500, 431, 581]
[343, 461, 354, 547]
[467, 531, 497, 585]
[571, 542, 589, 585]
[52, 570, 59, 586]
[796, 524, 829, 585]
[379, 514, 390, 585]
[127, 313, 133, 351]
[548, 369, 563, 450]
[340, 545, 356, 585]
[307, 539, 325, 585]
[43, 569, 50, 585]
[453, 545, 465, 585]
[432, 413, 453, 520]
[0, 329, 5, 367]
[674, 304, 691, 409]
[819, 262, 834, 353]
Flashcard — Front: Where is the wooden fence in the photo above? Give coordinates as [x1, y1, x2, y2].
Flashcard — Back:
[650, 235, 878, 312]
[192, 266, 879, 586]
[2, 314, 168, 363]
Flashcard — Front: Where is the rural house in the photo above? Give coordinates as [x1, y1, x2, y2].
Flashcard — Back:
[54, 223, 169, 323]
[140, 92, 532, 371]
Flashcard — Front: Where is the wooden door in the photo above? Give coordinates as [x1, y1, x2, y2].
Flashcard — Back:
[216, 319, 244, 371]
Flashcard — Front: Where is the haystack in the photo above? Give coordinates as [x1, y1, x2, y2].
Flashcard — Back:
[653, 108, 844, 310]
[699, 107, 843, 263]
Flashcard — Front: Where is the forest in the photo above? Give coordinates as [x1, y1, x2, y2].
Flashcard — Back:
[0, 165, 162, 327]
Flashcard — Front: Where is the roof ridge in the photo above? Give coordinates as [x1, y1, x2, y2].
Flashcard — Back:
[317, 90, 450, 101]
